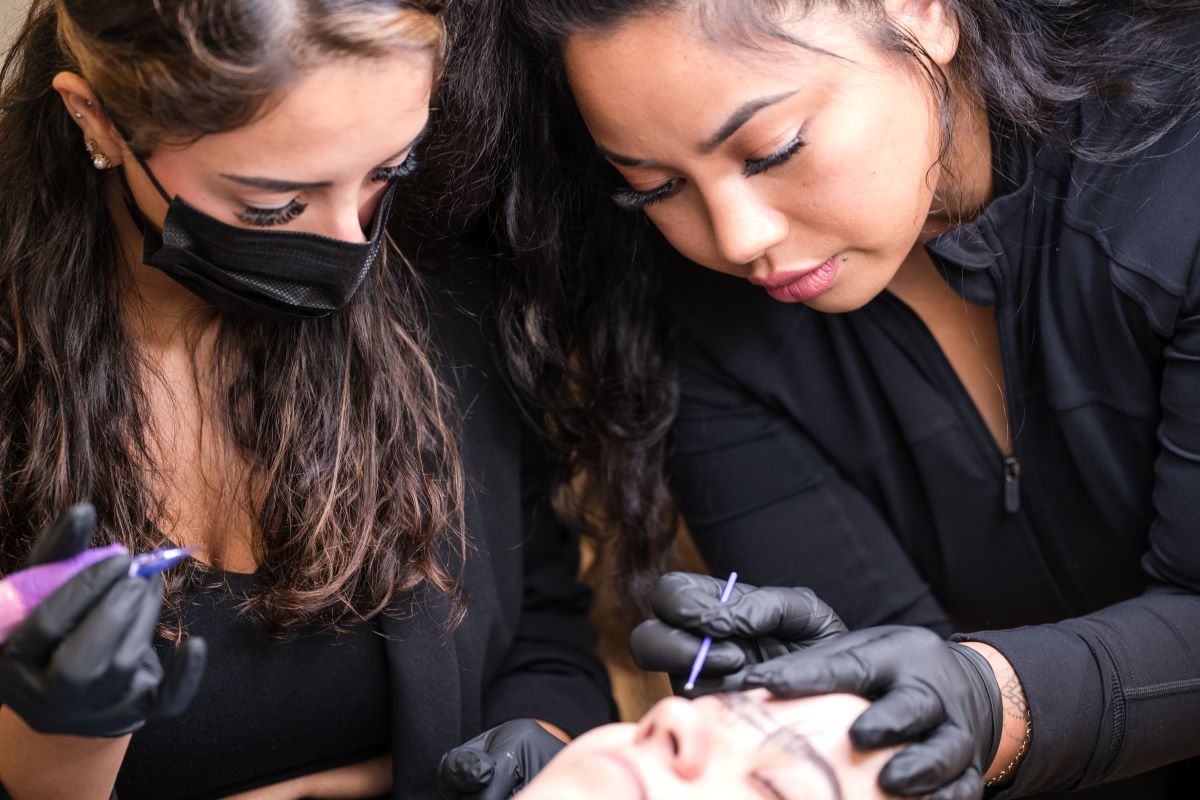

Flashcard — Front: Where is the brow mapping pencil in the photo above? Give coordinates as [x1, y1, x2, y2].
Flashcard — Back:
[683, 571, 739, 691]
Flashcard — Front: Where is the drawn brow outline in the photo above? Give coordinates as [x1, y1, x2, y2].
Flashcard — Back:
[717, 693, 844, 800]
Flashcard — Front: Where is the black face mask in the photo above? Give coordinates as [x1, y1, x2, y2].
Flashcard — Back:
[124, 157, 398, 322]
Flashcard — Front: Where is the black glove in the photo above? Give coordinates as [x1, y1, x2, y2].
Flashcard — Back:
[743, 625, 1003, 800]
[629, 572, 847, 695]
[437, 718, 566, 799]
[0, 504, 207, 737]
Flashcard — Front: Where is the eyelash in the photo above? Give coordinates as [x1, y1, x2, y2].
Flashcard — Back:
[610, 180, 681, 211]
[237, 150, 418, 228]
[744, 133, 806, 177]
[237, 198, 307, 227]
[370, 149, 420, 183]
[609, 132, 806, 211]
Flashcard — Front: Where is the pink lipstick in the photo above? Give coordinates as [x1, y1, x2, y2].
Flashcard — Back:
[750, 257, 839, 303]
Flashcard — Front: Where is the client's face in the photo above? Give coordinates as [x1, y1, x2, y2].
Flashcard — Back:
[518, 691, 897, 800]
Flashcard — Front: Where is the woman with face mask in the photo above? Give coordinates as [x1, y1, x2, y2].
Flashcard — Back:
[0, 2, 613, 799]
[467, 0, 1200, 798]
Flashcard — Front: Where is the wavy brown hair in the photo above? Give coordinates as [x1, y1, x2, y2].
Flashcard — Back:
[434, 0, 1200, 619]
[0, 0, 465, 634]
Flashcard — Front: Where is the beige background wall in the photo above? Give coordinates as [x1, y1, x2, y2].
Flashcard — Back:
[1, 0, 29, 53]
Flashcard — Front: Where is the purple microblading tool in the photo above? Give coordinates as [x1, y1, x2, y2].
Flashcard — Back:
[0, 545, 195, 645]
[683, 571, 739, 692]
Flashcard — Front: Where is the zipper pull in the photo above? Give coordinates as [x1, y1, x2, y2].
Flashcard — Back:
[1003, 455, 1021, 513]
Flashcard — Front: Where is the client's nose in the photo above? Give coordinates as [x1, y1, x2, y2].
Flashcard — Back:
[633, 697, 711, 780]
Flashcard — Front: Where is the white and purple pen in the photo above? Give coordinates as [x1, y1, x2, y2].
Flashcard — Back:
[683, 571, 739, 692]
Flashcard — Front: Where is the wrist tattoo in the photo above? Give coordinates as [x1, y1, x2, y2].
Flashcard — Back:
[1000, 670, 1030, 721]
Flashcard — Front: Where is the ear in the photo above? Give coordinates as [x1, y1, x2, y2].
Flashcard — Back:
[886, 0, 959, 67]
[51, 71, 127, 169]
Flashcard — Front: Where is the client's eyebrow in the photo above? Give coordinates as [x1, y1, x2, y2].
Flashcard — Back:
[717, 693, 844, 800]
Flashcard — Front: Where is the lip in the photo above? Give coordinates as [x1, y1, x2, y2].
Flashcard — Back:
[590, 751, 650, 800]
[749, 257, 840, 303]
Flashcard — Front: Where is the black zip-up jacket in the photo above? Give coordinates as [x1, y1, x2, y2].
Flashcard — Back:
[665, 105, 1200, 798]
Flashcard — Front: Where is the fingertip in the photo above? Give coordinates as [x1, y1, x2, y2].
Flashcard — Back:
[848, 719, 914, 752]
[155, 636, 208, 717]
[440, 746, 495, 789]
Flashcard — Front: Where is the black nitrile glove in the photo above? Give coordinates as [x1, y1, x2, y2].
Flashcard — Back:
[629, 572, 847, 696]
[743, 625, 1003, 800]
[0, 504, 207, 737]
[438, 719, 566, 799]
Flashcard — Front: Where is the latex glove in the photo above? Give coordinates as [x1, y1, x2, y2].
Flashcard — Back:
[437, 719, 566, 799]
[743, 625, 1003, 800]
[0, 504, 207, 737]
[628, 572, 847, 695]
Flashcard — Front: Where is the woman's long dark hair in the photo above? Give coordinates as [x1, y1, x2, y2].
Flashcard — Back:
[0, 0, 465, 634]
[443, 0, 1200, 617]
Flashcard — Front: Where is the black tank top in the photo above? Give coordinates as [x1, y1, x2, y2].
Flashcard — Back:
[115, 569, 391, 800]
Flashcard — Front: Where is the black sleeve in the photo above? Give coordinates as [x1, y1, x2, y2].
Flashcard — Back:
[962, 306, 1200, 796]
[669, 330, 952, 635]
[481, 424, 617, 738]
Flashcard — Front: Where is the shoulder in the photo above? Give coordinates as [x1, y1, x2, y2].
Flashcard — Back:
[1057, 103, 1200, 315]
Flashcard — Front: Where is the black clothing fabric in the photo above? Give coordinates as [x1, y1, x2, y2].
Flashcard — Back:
[666, 104, 1200, 798]
[385, 254, 615, 796]
[116, 571, 391, 800]
[87, 253, 613, 800]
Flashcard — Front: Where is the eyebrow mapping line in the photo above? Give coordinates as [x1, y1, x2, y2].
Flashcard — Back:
[699, 90, 798, 154]
[716, 694, 844, 800]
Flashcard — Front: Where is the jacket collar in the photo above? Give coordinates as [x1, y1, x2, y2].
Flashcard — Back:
[924, 120, 1039, 305]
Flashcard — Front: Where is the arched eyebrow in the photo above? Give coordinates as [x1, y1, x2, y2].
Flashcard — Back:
[700, 90, 797, 154]
[595, 90, 798, 168]
[218, 127, 428, 193]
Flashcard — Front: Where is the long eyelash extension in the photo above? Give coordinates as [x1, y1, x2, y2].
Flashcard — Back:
[236, 197, 307, 227]
[371, 150, 420, 183]
[609, 180, 678, 211]
[744, 134, 806, 177]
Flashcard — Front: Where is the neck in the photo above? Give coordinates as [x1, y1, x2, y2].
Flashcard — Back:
[922, 86, 994, 241]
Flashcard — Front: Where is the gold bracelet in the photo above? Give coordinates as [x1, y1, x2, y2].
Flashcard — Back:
[985, 717, 1033, 788]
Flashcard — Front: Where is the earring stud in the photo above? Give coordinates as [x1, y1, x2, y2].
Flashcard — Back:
[85, 140, 111, 169]
[74, 111, 83, 119]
